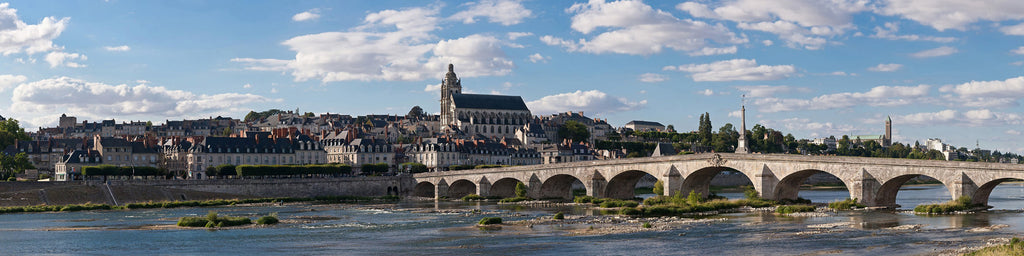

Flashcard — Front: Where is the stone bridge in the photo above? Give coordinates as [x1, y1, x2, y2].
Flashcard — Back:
[412, 153, 1024, 207]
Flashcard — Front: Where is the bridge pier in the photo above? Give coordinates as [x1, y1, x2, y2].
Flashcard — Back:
[477, 177, 491, 197]
[527, 174, 543, 199]
[950, 173, 978, 203]
[663, 166, 682, 196]
[753, 165, 778, 200]
[849, 169, 881, 206]
[587, 176, 606, 198]
[435, 179, 449, 200]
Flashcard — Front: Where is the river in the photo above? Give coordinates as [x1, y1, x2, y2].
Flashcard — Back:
[3, 183, 1024, 255]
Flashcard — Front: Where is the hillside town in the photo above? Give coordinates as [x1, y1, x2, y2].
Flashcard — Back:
[1, 65, 1019, 182]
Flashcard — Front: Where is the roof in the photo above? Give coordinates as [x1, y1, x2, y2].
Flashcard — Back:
[452, 94, 529, 111]
[651, 143, 677, 157]
[626, 120, 664, 127]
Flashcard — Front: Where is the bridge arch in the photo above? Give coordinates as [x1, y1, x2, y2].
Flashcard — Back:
[874, 174, 951, 207]
[605, 170, 656, 199]
[413, 181, 435, 198]
[448, 179, 477, 199]
[773, 169, 853, 202]
[539, 174, 585, 199]
[972, 178, 1020, 206]
[681, 166, 755, 199]
[489, 177, 523, 198]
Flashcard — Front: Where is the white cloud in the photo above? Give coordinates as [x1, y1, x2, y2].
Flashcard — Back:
[897, 110, 958, 125]
[754, 85, 930, 112]
[424, 83, 441, 92]
[528, 53, 549, 63]
[871, 22, 957, 42]
[868, 63, 902, 72]
[910, 46, 957, 58]
[104, 45, 131, 52]
[0, 3, 69, 56]
[450, 0, 532, 26]
[830, 71, 848, 76]
[1002, 23, 1024, 35]
[638, 73, 666, 83]
[292, 9, 321, 22]
[735, 85, 802, 97]
[678, 0, 870, 50]
[701, 89, 714, 96]
[0, 74, 27, 92]
[1012, 46, 1024, 55]
[9, 77, 274, 128]
[543, 0, 744, 56]
[690, 46, 737, 56]
[940, 76, 1024, 98]
[664, 59, 796, 82]
[526, 90, 646, 115]
[1007, 129, 1022, 135]
[44, 51, 86, 68]
[242, 83, 252, 89]
[762, 40, 773, 46]
[880, 0, 1024, 31]
[236, 6, 515, 82]
[507, 32, 533, 40]
[1013, 61, 1024, 66]
[762, 117, 856, 136]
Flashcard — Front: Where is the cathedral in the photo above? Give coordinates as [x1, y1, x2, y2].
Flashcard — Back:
[439, 64, 532, 139]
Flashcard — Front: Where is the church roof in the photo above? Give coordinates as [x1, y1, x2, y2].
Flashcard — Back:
[452, 93, 530, 111]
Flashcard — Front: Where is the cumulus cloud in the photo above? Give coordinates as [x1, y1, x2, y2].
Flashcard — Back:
[1012, 46, 1024, 55]
[871, 22, 957, 42]
[9, 77, 274, 128]
[44, 51, 86, 68]
[526, 90, 646, 115]
[528, 53, 549, 63]
[235, 6, 515, 82]
[0, 74, 27, 92]
[735, 85, 804, 97]
[936, 76, 1024, 108]
[1002, 23, 1024, 35]
[104, 45, 130, 52]
[0, 3, 69, 56]
[910, 46, 957, 58]
[638, 73, 666, 83]
[761, 117, 856, 136]
[450, 0, 532, 26]
[292, 9, 321, 22]
[664, 59, 796, 82]
[754, 85, 930, 112]
[700, 89, 714, 96]
[896, 109, 1024, 126]
[879, 0, 1024, 31]
[541, 0, 744, 56]
[678, 0, 870, 50]
[868, 63, 902, 72]
[242, 83, 252, 89]
[897, 110, 958, 125]
[507, 32, 532, 40]
[423, 83, 441, 92]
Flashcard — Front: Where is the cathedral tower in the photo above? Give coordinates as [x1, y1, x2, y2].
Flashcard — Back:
[884, 115, 892, 147]
[440, 64, 462, 128]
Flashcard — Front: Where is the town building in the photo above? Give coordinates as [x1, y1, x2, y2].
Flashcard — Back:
[439, 64, 532, 139]
[624, 120, 666, 132]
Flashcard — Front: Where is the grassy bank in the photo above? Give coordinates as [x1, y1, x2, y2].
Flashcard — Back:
[966, 237, 1024, 256]
[0, 195, 401, 215]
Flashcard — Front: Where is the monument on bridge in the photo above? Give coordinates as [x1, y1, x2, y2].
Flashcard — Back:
[735, 95, 751, 154]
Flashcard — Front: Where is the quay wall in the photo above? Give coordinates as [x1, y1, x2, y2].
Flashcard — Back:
[0, 176, 414, 207]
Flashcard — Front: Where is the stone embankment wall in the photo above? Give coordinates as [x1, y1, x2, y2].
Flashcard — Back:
[0, 176, 414, 207]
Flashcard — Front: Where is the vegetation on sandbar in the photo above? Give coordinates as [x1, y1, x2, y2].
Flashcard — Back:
[913, 196, 981, 214]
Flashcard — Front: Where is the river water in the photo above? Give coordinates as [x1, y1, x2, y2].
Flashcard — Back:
[3, 183, 1024, 255]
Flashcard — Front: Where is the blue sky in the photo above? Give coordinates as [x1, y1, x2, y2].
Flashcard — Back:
[1, 0, 1024, 153]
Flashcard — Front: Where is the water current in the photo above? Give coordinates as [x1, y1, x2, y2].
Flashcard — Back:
[3, 183, 1024, 255]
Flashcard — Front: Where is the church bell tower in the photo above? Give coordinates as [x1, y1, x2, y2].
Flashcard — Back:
[440, 64, 462, 128]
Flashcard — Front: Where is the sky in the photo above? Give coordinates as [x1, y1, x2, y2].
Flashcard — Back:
[1, 0, 1023, 153]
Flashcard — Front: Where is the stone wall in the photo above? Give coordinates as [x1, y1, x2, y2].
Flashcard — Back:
[0, 176, 415, 207]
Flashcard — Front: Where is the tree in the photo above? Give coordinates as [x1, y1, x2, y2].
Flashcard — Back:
[653, 180, 665, 196]
[515, 182, 527, 198]
[557, 120, 590, 142]
[406, 106, 425, 118]
[0, 153, 33, 180]
[698, 113, 712, 147]
[666, 125, 675, 132]
[0, 119, 30, 150]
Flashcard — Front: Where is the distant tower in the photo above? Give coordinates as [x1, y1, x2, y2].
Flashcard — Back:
[735, 95, 750, 154]
[884, 115, 892, 147]
[439, 64, 462, 128]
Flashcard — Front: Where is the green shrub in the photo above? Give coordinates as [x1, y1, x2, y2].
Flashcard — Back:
[686, 191, 703, 205]
[177, 217, 209, 227]
[966, 237, 1024, 256]
[514, 182, 527, 198]
[827, 198, 864, 210]
[776, 205, 816, 214]
[553, 212, 564, 220]
[619, 207, 642, 216]
[743, 186, 759, 200]
[642, 222, 652, 228]
[256, 215, 279, 225]
[478, 217, 502, 225]
[461, 194, 486, 201]
[574, 196, 597, 204]
[499, 196, 529, 203]
[653, 180, 664, 196]
[599, 199, 639, 208]
[914, 196, 975, 214]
